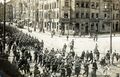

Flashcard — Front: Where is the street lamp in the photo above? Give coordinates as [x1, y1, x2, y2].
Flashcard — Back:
[48, 10, 52, 31]
[104, 1, 113, 53]
[3, 0, 6, 53]
[110, 1, 113, 53]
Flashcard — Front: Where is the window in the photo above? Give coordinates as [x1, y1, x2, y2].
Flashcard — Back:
[57, 12, 59, 18]
[65, 2, 69, 7]
[104, 14, 107, 18]
[91, 2, 95, 8]
[42, 5, 43, 9]
[55, 2, 57, 8]
[113, 23, 114, 30]
[54, 22, 56, 28]
[102, 24, 105, 30]
[96, 2, 99, 8]
[49, 4, 51, 9]
[81, 13, 84, 18]
[81, 24, 84, 30]
[91, 23, 94, 30]
[96, 13, 98, 18]
[96, 23, 98, 31]
[86, 13, 89, 18]
[113, 14, 115, 19]
[45, 22, 47, 27]
[116, 4, 119, 10]
[104, 3, 109, 10]
[76, 13, 79, 18]
[116, 14, 119, 19]
[86, 2, 89, 8]
[113, 3, 115, 10]
[91, 13, 94, 18]
[64, 13, 68, 18]
[76, 2, 79, 7]
[81, 2, 84, 8]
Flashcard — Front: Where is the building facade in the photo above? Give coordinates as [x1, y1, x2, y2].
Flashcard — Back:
[6, 1, 14, 22]
[0, 3, 4, 22]
[12, 0, 120, 34]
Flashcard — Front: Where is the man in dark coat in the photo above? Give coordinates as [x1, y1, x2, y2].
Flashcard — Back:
[96, 50, 100, 61]
[66, 64, 72, 77]
[86, 51, 89, 61]
[106, 51, 110, 64]
[89, 51, 93, 63]
[39, 53, 43, 65]
[81, 51, 85, 61]
[90, 67, 97, 77]
[83, 60, 89, 77]
[34, 51, 38, 63]
[92, 60, 98, 76]
[60, 66, 66, 77]
[75, 63, 81, 77]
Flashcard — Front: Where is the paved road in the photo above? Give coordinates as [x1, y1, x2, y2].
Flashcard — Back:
[15, 26, 120, 77]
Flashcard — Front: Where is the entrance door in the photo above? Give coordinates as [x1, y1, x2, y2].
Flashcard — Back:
[61, 23, 65, 35]
[75, 23, 80, 34]
[85, 26, 88, 34]
[116, 22, 118, 31]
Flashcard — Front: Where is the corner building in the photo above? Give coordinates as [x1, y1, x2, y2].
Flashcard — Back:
[12, 0, 120, 35]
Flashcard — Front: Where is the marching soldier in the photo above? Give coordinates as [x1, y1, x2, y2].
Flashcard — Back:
[81, 51, 85, 61]
[83, 60, 89, 77]
[34, 65, 40, 77]
[60, 65, 66, 77]
[92, 60, 98, 76]
[75, 62, 81, 77]
[66, 64, 72, 77]
[89, 51, 93, 63]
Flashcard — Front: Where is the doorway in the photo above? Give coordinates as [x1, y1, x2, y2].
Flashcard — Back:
[116, 22, 118, 31]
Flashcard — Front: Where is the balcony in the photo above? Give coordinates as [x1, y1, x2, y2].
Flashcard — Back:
[59, 18, 70, 23]
[103, 8, 111, 12]
[89, 18, 99, 22]
[62, 6, 70, 10]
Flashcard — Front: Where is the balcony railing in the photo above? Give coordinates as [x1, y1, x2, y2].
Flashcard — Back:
[59, 18, 70, 22]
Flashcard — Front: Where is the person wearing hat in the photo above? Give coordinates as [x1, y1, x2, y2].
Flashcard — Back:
[75, 62, 81, 77]
[90, 67, 97, 77]
[106, 50, 110, 64]
[66, 64, 72, 77]
[83, 60, 89, 77]
[92, 60, 98, 76]
[34, 65, 40, 77]
[89, 51, 93, 63]
[60, 65, 66, 77]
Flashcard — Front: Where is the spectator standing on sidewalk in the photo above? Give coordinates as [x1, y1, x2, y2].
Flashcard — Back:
[66, 35, 69, 41]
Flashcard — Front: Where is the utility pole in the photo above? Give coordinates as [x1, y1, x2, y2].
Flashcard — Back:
[110, 0, 113, 53]
[3, 0, 6, 53]
[69, 0, 72, 36]
[28, 0, 30, 31]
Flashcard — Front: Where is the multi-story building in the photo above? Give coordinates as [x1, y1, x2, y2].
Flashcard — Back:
[0, 1, 13, 22]
[12, 0, 120, 34]
[38, 0, 120, 35]
[0, 3, 4, 22]
[6, 1, 14, 22]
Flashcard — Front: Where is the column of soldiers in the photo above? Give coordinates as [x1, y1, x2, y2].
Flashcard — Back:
[0, 25, 120, 77]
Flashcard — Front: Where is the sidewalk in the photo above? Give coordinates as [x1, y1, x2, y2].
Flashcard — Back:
[23, 26, 120, 39]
